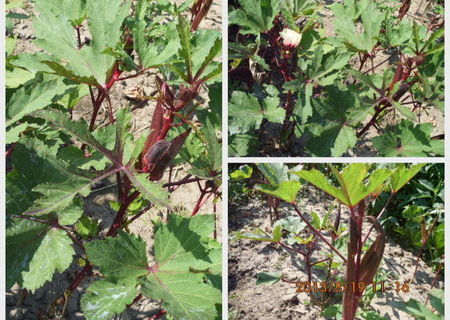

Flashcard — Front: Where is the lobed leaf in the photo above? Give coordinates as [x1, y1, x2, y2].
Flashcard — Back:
[22, 229, 75, 292]
[6, 218, 47, 289]
[389, 164, 426, 193]
[229, 0, 280, 35]
[256, 181, 302, 203]
[81, 280, 137, 320]
[142, 214, 221, 319]
[85, 230, 148, 282]
[293, 164, 392, 207]
[6, 78, 62, 128]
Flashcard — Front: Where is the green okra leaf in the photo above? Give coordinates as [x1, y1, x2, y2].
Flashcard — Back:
[85, 230, 149, 282]
[81, 280, 138, 320]
[256, 180, 302, 203]
[22, 229, 75, 292]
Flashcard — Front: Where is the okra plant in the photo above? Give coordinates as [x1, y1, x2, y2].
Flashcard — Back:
[6, 0, 222, 319]
[230, 163, 444, 319]
[228, 0, 444, 157]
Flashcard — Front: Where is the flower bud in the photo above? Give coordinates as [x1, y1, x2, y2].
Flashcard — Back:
[280, 28, 302, 49]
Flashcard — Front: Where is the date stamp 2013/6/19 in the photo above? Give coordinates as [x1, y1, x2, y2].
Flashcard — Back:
[296, 281, 410, 294]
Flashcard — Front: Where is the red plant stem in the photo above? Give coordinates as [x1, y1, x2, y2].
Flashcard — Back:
[357, 73, 418, 138]
[213, 201, 217, 240]
[191, 188, 210, 216]
[65, 230, 86, 253]
[363, 55, 391, 74]
[127, 294, 143, 308]
[352, 206, 364, 297]
[127, 204, 153, 225]
[363, 192, 395, 244]
[411, 216, 440, 281]
[75, 26, 82, 49]
[10, 214, 57, 227]
[11, 214, 85, 252]
[116, 172, 124, 202]
[106, 191, 140, 237]
[311, 257, 331, 266]
[117, 68, 149, 81]
[291, 203, 346, 262]
[88, 64, 122, 131]
[357, 103, 389, 137]
[68, 263, 92, 293]
[5, 143, 16, 157]
[168, 166, 174, 192]
[425, 261, 443, 305]
[191, 0, 213, 32]
[163, 177, 202, 188]
[88, 90, 105, 131]
[277, 241, 307, 256]
[149, 310, 167, 320]
[358, 53, 369, 71]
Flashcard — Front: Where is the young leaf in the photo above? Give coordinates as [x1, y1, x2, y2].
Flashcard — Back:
[192, 30, 222, 80]
[28, 179, 91, 217]
[292, 168, 347, 205]
[177, 15, 194, 81]
[154, 214, 218, 271]
[85, 0, 130, 79]
[333, 0, 383, 53]
[228, 91, 265, 134]
[293, 164, 392, 207]
[75, 215, 99, 238]
[114, 107, 133, 161]
[7, 138, 94, 217]
[256, 272, 281, 285]
[235, 232, 278, 243]
[230, 165, 253, 180]
[274, 215, 306, 234]
[272, 224, 282, 242]
[142, 273, 221, 320]
[35, 0, 86, 26]
[229, 90, 284, 134]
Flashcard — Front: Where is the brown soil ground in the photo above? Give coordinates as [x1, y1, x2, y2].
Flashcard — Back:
[228, 186, 443, 320]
